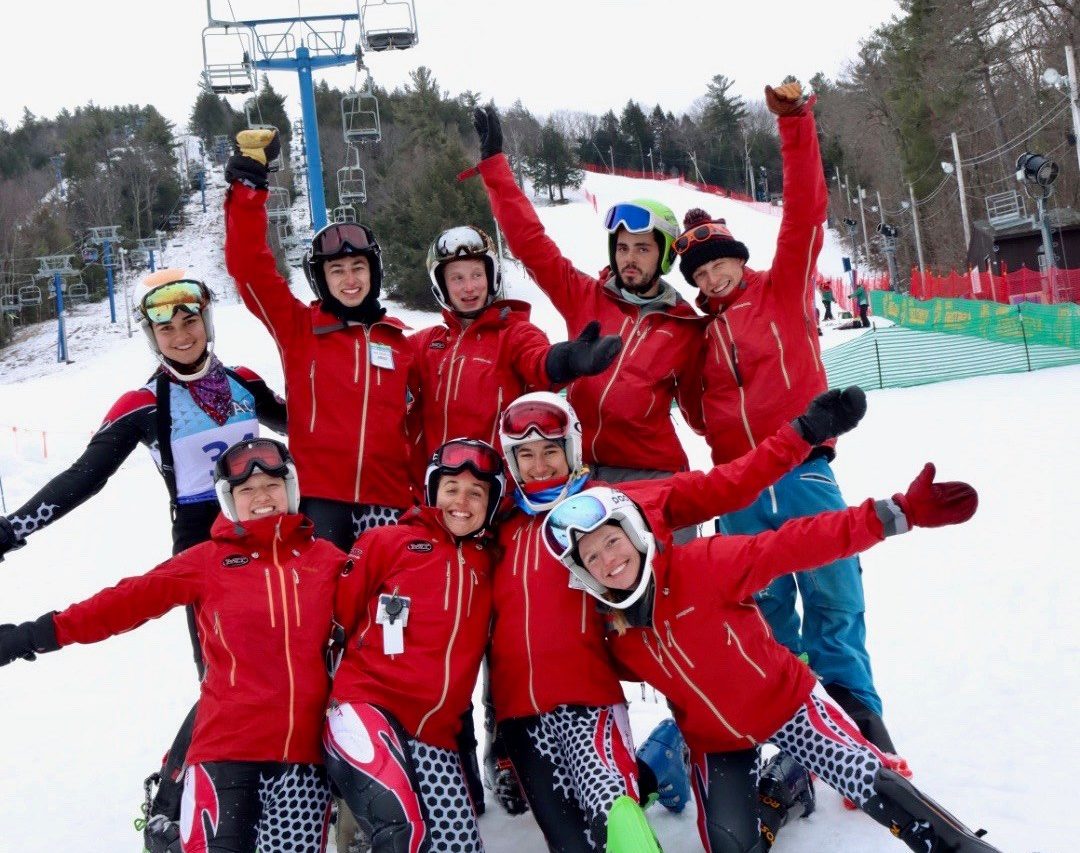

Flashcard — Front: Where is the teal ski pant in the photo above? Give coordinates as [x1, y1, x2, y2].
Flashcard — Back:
[716, 456, 883, 715]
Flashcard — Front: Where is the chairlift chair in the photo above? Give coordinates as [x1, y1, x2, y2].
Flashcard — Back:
[18, 285, 42, 306]
[337, 147, 368, 204]
[331, 205, 358, 224]
[67, 281, 90, 305]
[1, 292, 19, 314]
[267, 186, 292, 223]
[341, 90, 381, 144]
[360, 0, 419, 51]
[201, 25, 257, 94]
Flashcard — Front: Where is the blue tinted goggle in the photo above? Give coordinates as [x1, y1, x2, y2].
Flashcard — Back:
[603, 204, 677, 239]
[543, 493, 608, 558]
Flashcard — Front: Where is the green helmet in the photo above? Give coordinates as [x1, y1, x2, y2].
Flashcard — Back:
[603, 199, 679, 275]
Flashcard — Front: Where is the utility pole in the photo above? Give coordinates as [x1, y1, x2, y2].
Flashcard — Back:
[119, 248, 132, 339]
[1066, 45, 1080, 176]
[908, 183, 927, 294]
[857, 185, 872, 266]
[609, 146, 615, 175]
[950, 132, 972, 249]
[747, 139, 756, 199]
[689, 151, 704, 185]
[647, 147, 655, 179]
[875, 190, 885, 226]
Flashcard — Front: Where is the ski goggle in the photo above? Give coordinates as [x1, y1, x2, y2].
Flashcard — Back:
[500, 400, 569, 441]
[434, 439, 503, 478]
[603, 203, 677, 239]
[141, 280, 209, 324]
[435, 226, 490, 260]
[673, 222, 733, 256]
[543, 493, 609, 559]
[215, 439, 291, 486]
[312, 223, 376, 257]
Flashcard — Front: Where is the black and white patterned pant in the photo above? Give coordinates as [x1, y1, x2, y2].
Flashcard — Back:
[501, 703, 639, 852]
[690, 694, 886, 851]
[179, 761, 331, 852]
[299, 497, 401, 552]
[324, 702, 483, 853]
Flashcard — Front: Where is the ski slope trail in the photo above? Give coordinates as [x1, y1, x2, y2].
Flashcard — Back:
[0, 169, 1064, 852]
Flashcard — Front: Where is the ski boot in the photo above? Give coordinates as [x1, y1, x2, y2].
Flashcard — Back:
[758, 752, 815, 848]
[636, 719, 691, 814]
[863, 767, 1005, 852]
[137, 773, 182, 853]
[483, 730, 530, 816]
[605, 795, 663, 853]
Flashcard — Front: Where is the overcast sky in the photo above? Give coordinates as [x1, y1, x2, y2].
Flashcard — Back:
[0, 1, 901, 130]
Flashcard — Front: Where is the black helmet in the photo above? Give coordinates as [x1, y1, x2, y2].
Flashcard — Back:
[302, 222, 383, 318]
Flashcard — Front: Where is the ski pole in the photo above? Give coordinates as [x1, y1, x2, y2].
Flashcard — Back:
[0, 467, 6, 513]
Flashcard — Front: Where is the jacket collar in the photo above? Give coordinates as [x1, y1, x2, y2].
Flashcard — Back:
[597, 269, 702, 321]
[211, 511, 313, 549]
[440, 299, 532, 332]
[309, 302, 412, 336]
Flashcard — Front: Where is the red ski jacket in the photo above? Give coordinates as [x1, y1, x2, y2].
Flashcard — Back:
[475, 153, 706, 473]
[695, 108, 830, 465]
[331, 506, 495, 751]
[490, 424, 813, 722]
[52, 513, 343, 765]
[226, 184, 419, 508]
[605, 500, 886, 753]
[408, 300, 553, 458]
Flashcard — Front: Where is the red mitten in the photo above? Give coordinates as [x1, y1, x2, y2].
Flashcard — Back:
[893, 463, 978, 528]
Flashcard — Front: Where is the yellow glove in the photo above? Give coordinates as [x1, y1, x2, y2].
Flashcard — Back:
[765, 81, 809, 117]
[235, 128, 280, 166]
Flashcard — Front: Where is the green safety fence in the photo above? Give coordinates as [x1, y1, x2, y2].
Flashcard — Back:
[822, 293, 1080, 390]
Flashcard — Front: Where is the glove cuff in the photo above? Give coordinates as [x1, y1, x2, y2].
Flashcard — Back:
[875, 498, 910, 537]
[29, 612, 60, 654]
[790, 416, 820, 446]
[544, 342, 573, 385]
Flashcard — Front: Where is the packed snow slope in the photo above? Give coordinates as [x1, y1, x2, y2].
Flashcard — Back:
[0, 168, 1065, 852]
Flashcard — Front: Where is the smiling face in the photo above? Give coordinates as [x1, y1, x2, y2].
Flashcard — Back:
[576, 523, 643, 592]
[436, 470, 491, 537]
[513, 439, 570, 483]
[691, 257, 746, 302]
[614, 228, 661, 296]
[232, 471, 288, 522]
[151, 312, 208, 367]
[323, 255, 372, 306]
[443, 257, 489, 315]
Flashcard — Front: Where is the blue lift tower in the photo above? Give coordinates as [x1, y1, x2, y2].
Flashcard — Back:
[201, 1, 418, 232]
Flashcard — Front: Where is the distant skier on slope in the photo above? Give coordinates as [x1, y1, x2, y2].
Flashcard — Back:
[542, 467, 1003, 852]
[0, 438, 343, 853]
[0, 269, 287, 853]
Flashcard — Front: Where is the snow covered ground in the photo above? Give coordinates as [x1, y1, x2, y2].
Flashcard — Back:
[0, 167, 1067, 852]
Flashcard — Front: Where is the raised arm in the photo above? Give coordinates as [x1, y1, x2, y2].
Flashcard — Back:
[766, 83, 827, 298]
[0, 391, 151, 560]
[468, 107, 598, 321]
[660, 387, 867, 529]
[224, 129, 305, 346]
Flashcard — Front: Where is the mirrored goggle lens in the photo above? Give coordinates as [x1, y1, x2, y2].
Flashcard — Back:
[544, 493, 608, 557]
[501, 401, 570, 440]
[220, 440, 289, 483]
[674, 223, 726, 255]
[437, 440, 502, 476]
[603, 203, 655, 234]
[315, 223, 373, 256]
[142, 281, 207, 323]
[436, 226, 487, 258]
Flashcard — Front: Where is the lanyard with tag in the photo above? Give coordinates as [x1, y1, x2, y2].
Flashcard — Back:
[369, 342, 395, 370]
[376, 592, 411, 654]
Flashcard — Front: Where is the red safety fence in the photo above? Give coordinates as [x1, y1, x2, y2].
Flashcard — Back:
[909, 265, 1080, 305]
[580, 163, 782, 217]
[817, 273, 890, 314]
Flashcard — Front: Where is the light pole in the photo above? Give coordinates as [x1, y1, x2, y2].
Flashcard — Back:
[1042, 49, 1080, 176]
[855, 187, 872, 266]
[904, 184, 927, 293]
[945, 134, 972, 249]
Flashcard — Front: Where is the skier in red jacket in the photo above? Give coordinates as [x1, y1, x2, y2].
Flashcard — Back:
[0, 439, 346, 853]
[224, 129, 418, 552]
[409, 225, 621, 459]
[464, 108, 706, 522]
[542, 472, 1005, 853]
[324, 438, 506, 852]
[487, 387, 868, 851]
[675, 79, 900, 757]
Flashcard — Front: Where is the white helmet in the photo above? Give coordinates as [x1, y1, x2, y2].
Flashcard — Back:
[213, 438, 300, 523]
[426, 226, 503, 316]
[542, 486, 656, 611]
[499, 392, 584, 513]
[131, 268, 216, 381]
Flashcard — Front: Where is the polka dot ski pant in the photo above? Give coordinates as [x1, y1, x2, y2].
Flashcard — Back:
[323, 702, 483, 853]
[500, 704, 639, 852]
[178, 762, 331, 853]
[690, 694, 886, 852]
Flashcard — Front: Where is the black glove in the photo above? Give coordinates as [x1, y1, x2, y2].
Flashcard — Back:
[0, 516, 24, 563]
[473, 106, 503, 160]
[545, 321, 623, 384]
[0, 612, 60, 667]
[224, 128, 280, 190]
[791, 386, 867, 445]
